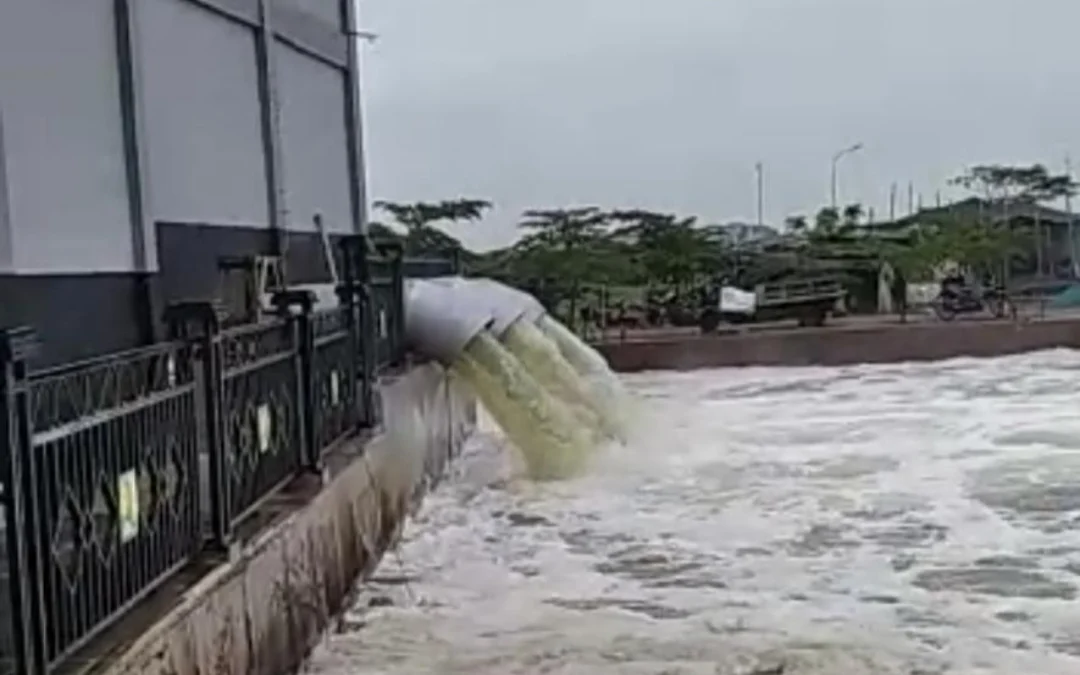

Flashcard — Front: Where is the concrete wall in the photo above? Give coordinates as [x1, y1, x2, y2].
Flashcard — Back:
[0, 0, 362, 276]
[87, 363, 476, 675]
[274, 0, 342, 29]
[139, 0, 270, 229]
[0, 0, 368, 365]
[0, 0, 133, 274]
[276, 42, 352, 234]
[599, 318, 1080, 372]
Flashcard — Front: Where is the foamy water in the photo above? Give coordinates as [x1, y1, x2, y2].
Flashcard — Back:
[306, 350, 1080, 674]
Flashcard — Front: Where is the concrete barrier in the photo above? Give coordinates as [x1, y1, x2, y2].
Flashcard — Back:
[598, 317, 1080, 372]
[76, 363, 476, 675]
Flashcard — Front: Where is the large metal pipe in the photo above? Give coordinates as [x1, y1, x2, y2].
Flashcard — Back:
[470, 278, 545, 326]
[404, 279, 494, 363]
[404, 276, 561, 363]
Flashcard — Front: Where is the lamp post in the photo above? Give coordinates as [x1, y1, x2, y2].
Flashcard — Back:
[755, 162, 764, 227]
[830, 142, 863, 209]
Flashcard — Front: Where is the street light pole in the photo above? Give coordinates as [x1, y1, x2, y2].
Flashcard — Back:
[830, 142, 864, 209]
[1067, 154, 1077, 277]
[755, 162, 764, 228]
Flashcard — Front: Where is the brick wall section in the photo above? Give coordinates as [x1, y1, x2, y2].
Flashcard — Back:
[598, 319, 1080, 372]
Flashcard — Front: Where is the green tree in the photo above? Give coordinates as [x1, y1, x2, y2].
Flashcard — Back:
[814, 206, 841, 235]
[607, 210, 717, 291]
[516, 207, 611, 324]
[373, 198, 492, 255]
[785, 215, 809, 234]
[950, 163, 1078, 277]
[841, 203, 864, 229]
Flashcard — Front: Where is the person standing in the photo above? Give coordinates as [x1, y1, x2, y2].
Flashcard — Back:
[891, 268, 909, 323]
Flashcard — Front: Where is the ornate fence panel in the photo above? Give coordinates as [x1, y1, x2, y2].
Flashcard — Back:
[308, 309, 360, 455]
[216, 319, 305, 528]
[20, 340, 200, 669]
[368, 275, 400, 372]
[0, 246, 457, 673]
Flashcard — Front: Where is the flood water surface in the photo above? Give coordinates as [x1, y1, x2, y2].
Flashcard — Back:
[306, 351, 1080, 674]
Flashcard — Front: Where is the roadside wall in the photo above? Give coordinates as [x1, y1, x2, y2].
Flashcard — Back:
[599, 318, 1080, 372]
[86, 363, 475, 675]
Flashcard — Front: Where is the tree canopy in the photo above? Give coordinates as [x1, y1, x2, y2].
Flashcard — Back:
[372, 198, 492, 255]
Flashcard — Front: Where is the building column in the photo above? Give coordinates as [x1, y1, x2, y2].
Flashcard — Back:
[0, 106, 12, 273]
[343, 0, 369, 234]
[114, 0, 161, 342]
[256, 0, 289, 259]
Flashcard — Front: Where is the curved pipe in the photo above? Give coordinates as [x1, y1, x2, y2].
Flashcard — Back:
[403, 276, 551, 363]
[404, 279, 494, 363]
[470, 278, 545, 326]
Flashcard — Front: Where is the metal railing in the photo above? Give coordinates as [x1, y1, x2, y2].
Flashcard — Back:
[307, 308, 360, 455]
[339, 237, 410, 376]
[0, 241, 455, 673]
[2, 334, 202, 672]
[216, 319, 304, 529]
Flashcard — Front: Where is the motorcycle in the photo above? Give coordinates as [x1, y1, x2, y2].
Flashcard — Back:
[931, 283, 1012, 321]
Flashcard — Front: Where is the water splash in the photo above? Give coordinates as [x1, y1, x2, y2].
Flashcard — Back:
[537, 314, 634, 437]
[451, 332, 593, 481]
[501, 319, 620, 442]
[308, 350, 1080, 675]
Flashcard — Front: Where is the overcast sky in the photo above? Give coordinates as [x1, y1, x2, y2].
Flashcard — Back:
[359, 0, 1080, 250]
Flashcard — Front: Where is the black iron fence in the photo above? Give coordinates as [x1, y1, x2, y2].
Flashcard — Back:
[0, 234, 444, 674]
[1, 334, 202, 672]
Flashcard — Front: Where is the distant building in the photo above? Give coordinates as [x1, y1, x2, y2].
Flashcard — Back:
[867, 197, 1080, 284]
[0, 0, 368, 365]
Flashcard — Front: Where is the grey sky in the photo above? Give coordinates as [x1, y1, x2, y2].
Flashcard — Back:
[359, 0, 1080, 250]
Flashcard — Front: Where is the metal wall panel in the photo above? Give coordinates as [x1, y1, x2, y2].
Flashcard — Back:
[274, 0, 342, 30]
[139, 0, 270, 228]
[276, 42, 353, 234]
[0, 0, 133, 273]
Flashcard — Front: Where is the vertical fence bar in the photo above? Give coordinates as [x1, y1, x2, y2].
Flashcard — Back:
[390, 247, 405, 368]
[354, 236, 379, 426]
[335, 255, 369, 431]
[335, 283, 364, 433]
[164, 303, 232, 550]
[272, 291, 318, 471]
[0, 327, 44, 674]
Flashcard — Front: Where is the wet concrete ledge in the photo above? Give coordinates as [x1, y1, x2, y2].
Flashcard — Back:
[64, 363, 476, 675]
[597, 317, 1080, 372]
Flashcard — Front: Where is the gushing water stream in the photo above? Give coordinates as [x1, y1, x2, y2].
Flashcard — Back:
[502, 320, 615, 441]
[452, 332, 593, 481]
[307, 350, 1080, 674]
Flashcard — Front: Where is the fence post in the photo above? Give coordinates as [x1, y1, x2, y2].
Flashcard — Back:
[339, 235, 377, 428]
[0, 327, 45, 674]
[164, 302, 233, 550]
[272, 290, 319, 472]
[376, 240, 406, 369]
[335, 282, 366, 432]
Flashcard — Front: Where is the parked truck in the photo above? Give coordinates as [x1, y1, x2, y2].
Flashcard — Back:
[699, 276, 846, 332]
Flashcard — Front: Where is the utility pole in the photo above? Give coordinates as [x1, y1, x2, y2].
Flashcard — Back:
[755, 162, 764, 228]
[1067, 154, 1077, 277]
[889, 182, 897, 221]
[936, 190, 942, 208]
[907, 181, 915, 215]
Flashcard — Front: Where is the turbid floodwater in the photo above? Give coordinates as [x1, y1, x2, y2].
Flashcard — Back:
[305, 350, 1080, 674]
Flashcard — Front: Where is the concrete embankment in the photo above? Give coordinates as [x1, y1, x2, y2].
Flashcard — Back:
[80, 364, 475, 675]
[597, 317, 1080, 372]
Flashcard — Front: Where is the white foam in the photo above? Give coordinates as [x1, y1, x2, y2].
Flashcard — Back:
[307, 350, 1080, 675]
